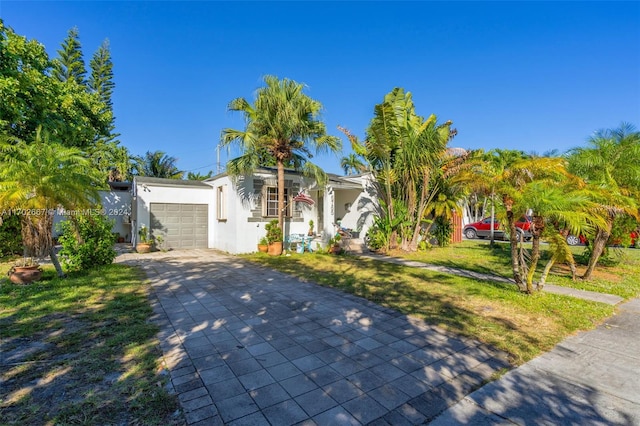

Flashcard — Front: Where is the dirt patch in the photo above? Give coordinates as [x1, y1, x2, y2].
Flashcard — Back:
[0, 313, 183, 425]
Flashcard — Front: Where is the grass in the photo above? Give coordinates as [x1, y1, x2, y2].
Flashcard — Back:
[0, 263, 182, 426]
[243, 249, 620, 365]
[392, 240, 640, 299]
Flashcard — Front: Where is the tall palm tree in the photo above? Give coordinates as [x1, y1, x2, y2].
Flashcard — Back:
[134, 150, 183, 179]
[0, 128, 105, 276]
[567, 123, 640, 279]
[340, 153, 367, 175]
[221, 75, 341, 234]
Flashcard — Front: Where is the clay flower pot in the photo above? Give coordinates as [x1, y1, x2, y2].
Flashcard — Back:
[257, 244, 268, 253]
[8, 265, 43, 284]
[268, 242, 283, 256]
[136, 243, 151, 253]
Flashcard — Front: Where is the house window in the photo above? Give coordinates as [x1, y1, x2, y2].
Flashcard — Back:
[217, 185, 226, 220]
[264, 187, 290, 217]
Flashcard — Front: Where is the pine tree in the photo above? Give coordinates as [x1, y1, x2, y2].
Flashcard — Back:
[53, 27, 86, 85]
[88, 39, 115, 111]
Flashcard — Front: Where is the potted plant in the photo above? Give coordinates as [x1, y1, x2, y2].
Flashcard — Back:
[8, 257, 42, 284]
[136, 225, 153, 253]
[307, 220, 314, 237]
[265, 220, 283, 256]
[328, 234, 342, 254]
[257, 236, 269, 253]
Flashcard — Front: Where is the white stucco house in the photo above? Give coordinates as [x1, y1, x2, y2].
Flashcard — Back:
[129, 168, 379, 254]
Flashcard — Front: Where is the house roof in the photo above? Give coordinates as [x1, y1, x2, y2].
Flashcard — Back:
[133, 176, 212, 188]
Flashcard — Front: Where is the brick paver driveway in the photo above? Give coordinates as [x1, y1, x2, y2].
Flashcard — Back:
[118, 250, 510, 425]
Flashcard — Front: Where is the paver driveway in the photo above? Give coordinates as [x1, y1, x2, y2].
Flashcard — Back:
[118, 250, 511, 425]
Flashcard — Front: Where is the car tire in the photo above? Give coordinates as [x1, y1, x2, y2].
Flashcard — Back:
[464, 228, 477, 239]
[566, 235, 581, 246]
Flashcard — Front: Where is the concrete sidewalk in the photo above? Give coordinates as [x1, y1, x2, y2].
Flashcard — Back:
[430, 298, 640, 425]
[117, 250, 512, 425]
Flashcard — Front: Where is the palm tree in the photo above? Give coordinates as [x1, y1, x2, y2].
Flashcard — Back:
[221, 75, 341, 234]
[567, 123, 640, 279]
[187, 170, 214, 181]
[355, 88, 457, 251]
[0, 128, 105, 276]
[340, 153, 367, 175]
[134, 150, 183, 179]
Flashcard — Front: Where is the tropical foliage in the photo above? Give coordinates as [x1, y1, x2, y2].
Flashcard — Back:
[567, 123, 640, 279]
[221, 75, 341, 231]
[133, 150, 184, 179]
[344, 88, 465, 252]
[0, 128, 105, 276]
[57, 213, 117, 271]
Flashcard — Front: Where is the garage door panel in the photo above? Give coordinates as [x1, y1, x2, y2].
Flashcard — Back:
[150, 203, 208, 249]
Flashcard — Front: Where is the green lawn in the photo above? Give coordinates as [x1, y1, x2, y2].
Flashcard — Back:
[392, 240, 640, 299]
[244, 247, 624, 365]
[0, 264, 181, 425]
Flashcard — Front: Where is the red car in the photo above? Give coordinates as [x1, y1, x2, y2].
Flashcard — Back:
[463, 216, 532, 241]
[567, 230, 639, 247]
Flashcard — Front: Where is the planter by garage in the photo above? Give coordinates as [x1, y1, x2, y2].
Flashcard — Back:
[258, 244, 268, 253]
[8, 265, 43, 284]
[136, 243, 151, 253]
[268, 242, 283, 256]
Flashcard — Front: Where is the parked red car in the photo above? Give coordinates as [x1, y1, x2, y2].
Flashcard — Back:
[463, 216, 532, 241]
[566, 231, 639, 247]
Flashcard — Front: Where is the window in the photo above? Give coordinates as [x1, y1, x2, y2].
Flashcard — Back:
[217, 185, 226, 220]
[264, 187, 290, 217]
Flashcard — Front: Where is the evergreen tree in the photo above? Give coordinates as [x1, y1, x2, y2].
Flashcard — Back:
[53, 27, 86, 85]
[88, 39, 115, 111]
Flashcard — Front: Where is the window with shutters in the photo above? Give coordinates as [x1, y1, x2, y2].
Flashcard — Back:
[264, 187, 290, 217]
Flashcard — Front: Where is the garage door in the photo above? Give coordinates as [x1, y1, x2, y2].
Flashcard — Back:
[150, 203, 208, 249]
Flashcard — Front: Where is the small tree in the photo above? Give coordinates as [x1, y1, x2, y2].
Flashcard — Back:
[0, 128, 105, 276]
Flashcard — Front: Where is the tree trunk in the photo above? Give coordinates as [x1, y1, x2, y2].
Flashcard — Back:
[489, 193, 496, 247]
[277, 159, 286, 249]
[49, 246, 65, 278]
[539, 258, 554, 289]
[526, 235, 541, 294]
[525, 215, 544, 293]
[582, 220, 612, 280]
[504, 200, 525, 290]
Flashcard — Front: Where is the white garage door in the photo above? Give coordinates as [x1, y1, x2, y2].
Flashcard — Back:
[150, 203, 208, 249]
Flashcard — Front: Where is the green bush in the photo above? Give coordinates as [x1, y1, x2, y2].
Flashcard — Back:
[0, 214, 23, 258]
[432, 216, 453, 247]
[58, 214, 117, 271]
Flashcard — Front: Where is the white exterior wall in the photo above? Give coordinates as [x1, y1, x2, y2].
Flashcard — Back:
[101, 190, 132, 241]
[209, 172, 320, 254]
[210, 175, 252, 254]
[52, 190, 132, 240]
[133, 182, 214, 247]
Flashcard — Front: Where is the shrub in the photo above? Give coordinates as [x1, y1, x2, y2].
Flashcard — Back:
[432, 216, 453, 247]
[265, 220, 282, 243]
[58, 214, 117, 271]
[0, 214, 23, 258]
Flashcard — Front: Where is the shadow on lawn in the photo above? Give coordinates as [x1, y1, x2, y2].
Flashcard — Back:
[0, 266, 181, 425]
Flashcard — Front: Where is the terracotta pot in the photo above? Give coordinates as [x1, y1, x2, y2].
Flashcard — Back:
[329, 245, 342, 254]
[136, 243, 151, 253]
[9, 265, 42, 284]
[257, 244, 268, 253]
[268, 242, 283, 256]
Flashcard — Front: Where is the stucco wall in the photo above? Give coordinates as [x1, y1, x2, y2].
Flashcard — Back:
[209, 172, 319, 254]
[133, 182, 213, 246]
[52, 190, 132, 240]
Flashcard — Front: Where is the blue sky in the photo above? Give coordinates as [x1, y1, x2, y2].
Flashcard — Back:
[2, 1, 638, 176]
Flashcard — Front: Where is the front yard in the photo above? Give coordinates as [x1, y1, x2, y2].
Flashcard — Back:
[245, 241, 640, 365]
[0, 264, 182, 425]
